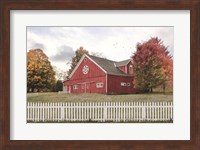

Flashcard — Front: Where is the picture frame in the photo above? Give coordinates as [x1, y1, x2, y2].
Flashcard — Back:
[0, 0, 199, 149]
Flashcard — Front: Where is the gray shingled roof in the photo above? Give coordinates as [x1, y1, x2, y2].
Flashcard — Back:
[115, 59, 131, 67]
[88, 55, 131, 76]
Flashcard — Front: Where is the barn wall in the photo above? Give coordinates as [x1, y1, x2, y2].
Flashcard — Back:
[70, 56, 106, 80]
[107, 75, 136, 94]
[63, 55, 136, 94]
[63, 56, 107, 94]
[64, 76, 106, 94]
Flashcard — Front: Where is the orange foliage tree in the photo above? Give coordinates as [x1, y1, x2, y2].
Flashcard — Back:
[27, 49, 56, 92]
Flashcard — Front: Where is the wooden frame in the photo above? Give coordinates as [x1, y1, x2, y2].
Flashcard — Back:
[0, 0, 199, 149]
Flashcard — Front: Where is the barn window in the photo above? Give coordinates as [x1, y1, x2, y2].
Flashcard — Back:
[84, 58, 87, 62]
[73, 85, 78, 89]
[127, 83, 131, 86]
[121, 82, 126, 86]
[96, 82, 103, 88]
[129, 65, 133, 74]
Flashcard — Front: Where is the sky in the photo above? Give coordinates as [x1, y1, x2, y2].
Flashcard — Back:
[27, 26, 174, 77]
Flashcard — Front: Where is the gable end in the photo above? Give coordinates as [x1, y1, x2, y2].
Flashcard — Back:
[69, 54, 107, 78]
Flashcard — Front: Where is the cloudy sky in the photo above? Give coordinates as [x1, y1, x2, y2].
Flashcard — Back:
[27, 26, 173, 74]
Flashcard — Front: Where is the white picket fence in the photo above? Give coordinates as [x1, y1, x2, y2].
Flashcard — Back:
[27, 101, 173, 123]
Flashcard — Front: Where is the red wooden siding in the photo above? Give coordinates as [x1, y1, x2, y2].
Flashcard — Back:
[118, 66, 126, 73]
[70, 57, 106, 80]
[107, 75, 136, 94]
[64, 56, 107, 94]
[64, 76, 106, 94]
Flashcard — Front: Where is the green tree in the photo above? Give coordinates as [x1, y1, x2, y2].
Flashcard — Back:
[67, 47, 89, 76]
[132, 37, 173, 92]
[52, 80, 63, 92]
[27, 49, 56, 92]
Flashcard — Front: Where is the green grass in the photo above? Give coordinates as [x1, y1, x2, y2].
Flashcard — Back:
[27, 92, 173, 102]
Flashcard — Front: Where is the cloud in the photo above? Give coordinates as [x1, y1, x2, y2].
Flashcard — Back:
[27, 27, 65, 39]
[50, 45, 74, 62]
[28, 42, 46, 50]
[27, 30, 48, 52]
[153, 27, 174, 55]
[27, 26, 173, 72]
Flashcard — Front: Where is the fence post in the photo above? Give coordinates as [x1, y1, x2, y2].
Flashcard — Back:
[42, 102, 44, 122]
[143, 102, 146, 121]
[61, 102, 64, 122]
[103, 102, 107, 122]
[27, 102, 29, 122]
[171, 102, 173, 121]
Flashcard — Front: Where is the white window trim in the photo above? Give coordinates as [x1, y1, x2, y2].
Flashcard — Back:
[121, 82, 126, 86]
[96, 82, 103, 88]
[73, 85, 78, 90]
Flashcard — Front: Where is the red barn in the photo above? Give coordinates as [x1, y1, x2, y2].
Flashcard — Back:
[63, 54, 136, 94]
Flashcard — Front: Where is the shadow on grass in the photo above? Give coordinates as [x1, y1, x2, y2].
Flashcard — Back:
[27, 119, 173, 123]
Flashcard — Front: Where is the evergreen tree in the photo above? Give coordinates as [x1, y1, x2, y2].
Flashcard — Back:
[67, 47, 89, 76]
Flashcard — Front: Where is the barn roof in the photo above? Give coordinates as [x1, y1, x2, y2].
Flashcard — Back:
[88, 55, 131, 76]
[115, 59, 131, 67]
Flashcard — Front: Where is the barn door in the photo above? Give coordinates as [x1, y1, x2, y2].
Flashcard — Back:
[86, 83, 91, 93]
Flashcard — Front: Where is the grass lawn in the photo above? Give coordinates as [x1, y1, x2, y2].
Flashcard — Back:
[27, 92, 173, 102]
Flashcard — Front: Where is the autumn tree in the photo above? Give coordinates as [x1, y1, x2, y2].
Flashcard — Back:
[27, 49, 56, 92]
[67, 47, 89, 76]
[132, 37, 173, 92]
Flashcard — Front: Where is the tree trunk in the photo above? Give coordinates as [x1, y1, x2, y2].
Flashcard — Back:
[163, 84, 166, 94]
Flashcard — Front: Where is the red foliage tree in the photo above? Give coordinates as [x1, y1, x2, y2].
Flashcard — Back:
[132, 37, 173, 92]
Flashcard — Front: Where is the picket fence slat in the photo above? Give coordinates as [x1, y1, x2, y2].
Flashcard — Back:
[27, 101, 173, 123]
